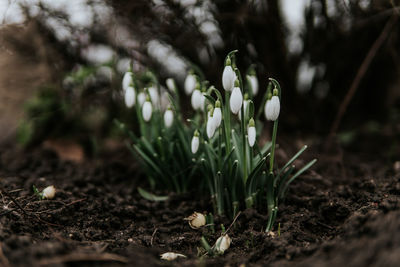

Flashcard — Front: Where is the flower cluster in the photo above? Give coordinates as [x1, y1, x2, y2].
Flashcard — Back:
[117, 51, 316, 231]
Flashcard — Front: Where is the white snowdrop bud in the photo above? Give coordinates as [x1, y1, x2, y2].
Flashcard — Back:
[213, 100, 222, 128]
[138, 92, 146, 107]
[42, 185, 56, 199]
[166, 78, 175, 91]
[264, 98, 272, 120]
[222, 57, 236, 91]
[230, 80, 243, 115]
[164, 108, 173, 128]
[184, 72, 196, 95]
[148, 86, 159, 106]
[247, 74, 259, 96]
[124, 86, 136, 108]
[191, 130, 200, 154]
[191, 87, 202, 110]
[184, 212, 206, 229]
[248, 118, 256, 147]
[122, 71, 133, 91]
[215, 234, 231, 253]
[142, 98, 153, 122]
[206, 106, 216, 139]
[268, 95, 280, 121]
[160, 252, 187, 261]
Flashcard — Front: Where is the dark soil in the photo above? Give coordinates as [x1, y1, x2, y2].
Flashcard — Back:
[0, 141, 399, 267]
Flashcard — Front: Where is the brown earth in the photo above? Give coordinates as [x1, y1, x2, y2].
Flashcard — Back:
[0, 139, 399, 267]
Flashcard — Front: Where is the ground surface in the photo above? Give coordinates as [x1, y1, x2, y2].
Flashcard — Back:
[0, 141, 399, 267]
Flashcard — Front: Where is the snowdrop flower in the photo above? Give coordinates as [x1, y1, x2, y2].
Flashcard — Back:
[213, 100, 222, 128]
[160, 89, 170, 111]
[184, 212, 206, 229]
[248, 118, 256, 147]
[247, 74, 258, 96]
[199, 89, 206, 111]
[122, 71, 133, 91]
[42, 185, 56, 199]
[142, 96, 153, 122]
[230, 80, 243, 114]
[164, 107, 173, 128]
[191, 85, 202, 110]
[222, 57, 236, 91]
[265, 89, 280, 121]
[191, 130, 200, 154]
[148, 86, 159, 106]
[214, 234, 231, 253]
[138, 92, 146, 107]
[184, 71, 196, 95]
[166, 78, 176, 91]
[206, 105, 216, 139]
[124, 86, 136, 108]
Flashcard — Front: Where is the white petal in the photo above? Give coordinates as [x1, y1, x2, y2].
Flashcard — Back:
[264, 99, 271, 120]
[122, 71, 132, 91]
[124, 86, 136, 108]
[160, 252, 186, 261]
[164, 110, 173, 128]
[247, 75, 258, 96]
[222, 66, 235, 91]
[238, 100, 249, 120]
[230, 87, 243, 114]
[166, 78, 175, 91]
[42, 185, 56, 199]
[213, 107, 222, 128]
[142, 101, 152, 121]
[138, 92, 146, 107]
[149, 86, 159, 106]
[206, 117, 216, 139]
[191, 90, 202, 110]
[184, 74, 196, 95]
[215, 234, 231, 253]
[191, 136, 199, 154]
[269, 96, 280, 121]
[248, 126, 256, 147]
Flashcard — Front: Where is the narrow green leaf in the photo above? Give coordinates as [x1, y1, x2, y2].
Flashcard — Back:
[137, 187, 169, 201]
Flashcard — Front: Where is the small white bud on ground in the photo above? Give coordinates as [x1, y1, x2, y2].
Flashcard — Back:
[122, 71, 132, 91]
[184, 73, 196, 95]
[160, 252, 187, 261]
[230, 85, 243, 115]
[191, 131, 200, 154]
[142, 101, 152, 122]
[42, 185, 56, 199]
[164, 109, 174, 128]
[184, 212, 206, 229]
[124, 86, 136, 108]
[214, 234, 231, 253]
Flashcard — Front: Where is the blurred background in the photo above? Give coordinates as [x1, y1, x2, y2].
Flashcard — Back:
[0, 0, 399, 160]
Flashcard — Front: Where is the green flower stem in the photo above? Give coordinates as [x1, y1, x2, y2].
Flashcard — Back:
[224, 90, 232, 153]
[240, 102, 247, 182]
[269, 119, 279, 173]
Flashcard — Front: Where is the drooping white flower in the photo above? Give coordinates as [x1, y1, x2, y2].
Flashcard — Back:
[124, 86, 136, 108]
[184, 72, 196, 95]
[222, 65, 236, 92]
[166, 78, 175, 91]
[214, 234, 231, 253]
[247, 74, 259, 96]
[230, 83, 243, 114]
[122, 71, 133, 91]
[191, 131, 200, 154]
[164, 108, 174, 128]
[142, 100, 152, 122]
[148, 86, 159, 106]
[213, 100, 222, 128]
[199, 91, 206, 111]
[42, 185, 56, 199]
[207, 116, 216, 139]
[265, 94, 280, 121]
[248, 118, 256, 147]
[138, 92, 146, 107]
[191, 88, 202, 110]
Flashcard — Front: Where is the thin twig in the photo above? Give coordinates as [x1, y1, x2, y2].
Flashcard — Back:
[326, 14, 398, 149]
[150, 227, 158, 246]
[223, 211, 241, 235]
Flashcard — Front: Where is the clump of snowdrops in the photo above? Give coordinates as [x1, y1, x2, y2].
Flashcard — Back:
[116, 51, 316, 231]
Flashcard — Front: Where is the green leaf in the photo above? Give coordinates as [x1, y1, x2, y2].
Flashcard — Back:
[280, 159, 317, 198]
[278, 145, 308, 175]
[137, 187, 169, 201]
